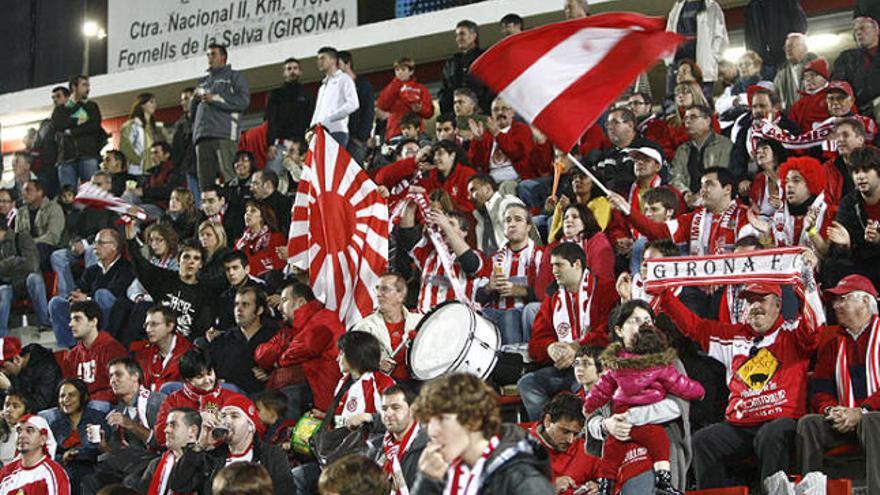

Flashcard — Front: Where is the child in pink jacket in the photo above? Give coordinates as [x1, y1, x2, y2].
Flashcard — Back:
[582, 325, 705, 495]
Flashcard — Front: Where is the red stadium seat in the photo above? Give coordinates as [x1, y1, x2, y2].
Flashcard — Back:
[826, 478, 852, 495]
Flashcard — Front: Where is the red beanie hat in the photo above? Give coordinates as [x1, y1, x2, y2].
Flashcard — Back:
[779, 156, 827, 196]
[221, 394, 265, 437]
[803, 58, 829, 81]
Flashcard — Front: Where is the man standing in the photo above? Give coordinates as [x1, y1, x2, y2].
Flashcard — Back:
[774, 33, 817, 111]
[62, 300, 128, 406]
[439, 20, 491, 114]
[52, 75, 104, 188]
[339, 50, 375, 163]
[191, 43, 250, 190]
[32, 86, 70, 197]
[670, 105, 734, 206]
[0, 414, 70, 495]
[265, 58, 314, 170]
[139, 408, 201, 495]
[172, 87, 197, 203]
[518, 243, 617, 420]
[132, 305, 193, 392]
[370, 384, 428, 495]
[831, 17, 880, 117]
[310, 46, 360, 147]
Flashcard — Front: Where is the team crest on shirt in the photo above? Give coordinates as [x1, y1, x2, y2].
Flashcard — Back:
[346, 397, 358, 412]
[557, 323, 571, 338]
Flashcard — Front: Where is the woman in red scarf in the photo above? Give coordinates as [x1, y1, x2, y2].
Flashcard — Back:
[234, 200, 286, 277]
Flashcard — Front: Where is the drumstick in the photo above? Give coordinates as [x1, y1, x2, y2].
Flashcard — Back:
[388, 330, 417, 359]
[551, 159, 566, 198]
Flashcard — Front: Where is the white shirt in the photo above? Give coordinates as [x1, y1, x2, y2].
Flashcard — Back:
[310, 69, 360, 133]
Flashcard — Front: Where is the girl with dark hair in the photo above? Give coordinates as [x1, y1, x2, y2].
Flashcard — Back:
[332, 331, 395, 430]
[749, 139, 787, 217]
[0, 389, 31, 464]
[234, 200, 287, 276]
[119, 92, 170, 175]
[417, 140, 478, 213]
[583, 325, 704, 495]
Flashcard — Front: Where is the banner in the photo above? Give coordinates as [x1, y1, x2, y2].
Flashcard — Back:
[108, 0, 358, 73]
[643, 247, 807, 292]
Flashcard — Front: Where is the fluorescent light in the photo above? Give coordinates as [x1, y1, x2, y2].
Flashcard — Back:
[82, 21, 99, 38]
[723, 47, 747, 62]
[807, 33, 842, 51]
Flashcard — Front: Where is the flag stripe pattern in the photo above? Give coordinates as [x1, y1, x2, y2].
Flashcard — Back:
[471, 12, 684, 152]
[288, 126, 389, 327]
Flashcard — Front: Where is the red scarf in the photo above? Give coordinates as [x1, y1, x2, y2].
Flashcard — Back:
[383, 422, 420, 495]
[147, 451, 190, 495]
[226, 442, 254, 466]
[836, 316, 880, 407]
[688, 201, 743, 255]
[445, 435, 500, 495]
[235, 225, 271, 253]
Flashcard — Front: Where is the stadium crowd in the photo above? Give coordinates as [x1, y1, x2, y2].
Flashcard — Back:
[1, 0, 880, 494]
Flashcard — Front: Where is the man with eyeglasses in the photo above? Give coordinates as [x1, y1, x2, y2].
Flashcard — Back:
[831, 16, 880, 118]
[351, 272, 422, 381]
[799, 274, 880, 494]
[657, 281, 817, 491]
[629, 92, 678, 161]
[131, 305, 193, 392]
[590, 107, 664, 195]
[467, 97, 534, 186]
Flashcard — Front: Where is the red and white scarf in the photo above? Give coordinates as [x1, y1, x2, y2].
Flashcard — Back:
[235, 225, 272, 253]
[146, 336, 179, 392]
[835, 316, 880, 408]
[443, 435, 500, 495]
[489, 239, 541, 310]
[147, 451, 188, 495]
[383, 422, 421, 495]
[748, 116, 836, 155]
[771, 193, 829, 248]
[689, 201, 743, 255]
[552, 270, 596, 343]
[627, 175, 663, 215]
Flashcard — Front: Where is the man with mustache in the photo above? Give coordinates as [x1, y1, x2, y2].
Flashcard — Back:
[657, 281, 817, 491]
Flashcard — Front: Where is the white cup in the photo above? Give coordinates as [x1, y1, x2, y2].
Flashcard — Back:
[86, 424, 102, 444]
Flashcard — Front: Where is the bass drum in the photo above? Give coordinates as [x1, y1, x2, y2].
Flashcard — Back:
[408, 301, 501, 381]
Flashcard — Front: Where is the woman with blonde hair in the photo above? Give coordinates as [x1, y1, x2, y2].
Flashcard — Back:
[197, 220, 231, 290]
[119, 92, 170, 175]
[161, 188, 199, 240]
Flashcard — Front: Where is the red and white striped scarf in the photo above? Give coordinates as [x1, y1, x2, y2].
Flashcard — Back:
[383, 422, 420, 495]
[552, 270, 596, 343]
[489, 239, 541, 310]
[689, 201, 743, 255]
[444, 435, 500, 495]
[147, 451, 190, 495]
[748, 116, 836, 155]
[835, 316, 880, 408]
[235, 225, 272, 253]
[771, 193, 829, 248]
[333, 371, 392, 426]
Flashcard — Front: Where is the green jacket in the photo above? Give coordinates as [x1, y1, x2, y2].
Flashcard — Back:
[14, 197, 66, 247]
[670, 133, 734, 195]
[0, 230, 39, 295]
[119, 117, 171, 174]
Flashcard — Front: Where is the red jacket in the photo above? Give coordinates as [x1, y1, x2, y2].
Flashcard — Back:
[63, 331, 128, 403]
[467, 121, 535, 179]
[528, 141, 555, 179]
[660, 290, 817, 425]
[809, 317, 880, 413]
[528, 274, 617, 363]
[131, 335, 193, 392]
[527, 423, 600, 492]
[375, 77, 434, 140]
[277, 300, 345, 412]
[638, 115, 681, 161]
[419, 163, 477, 213]
[153, 382, 244, 446]
[789, 88, 830, 133]
[234, 230, 287, 276]
[238, 122, 268, 170]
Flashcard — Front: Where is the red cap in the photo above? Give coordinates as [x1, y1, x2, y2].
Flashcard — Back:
[0, 337, 21, 364]
[803, 58, 829, 80]
[738, 283, 782, 300]
[824, 274, 878, 298]
[827, 81, 854, 99]
[221, 394, 265, 436]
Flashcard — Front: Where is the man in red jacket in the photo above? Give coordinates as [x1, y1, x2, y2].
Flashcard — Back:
[467, 97, 534, 183]
[62, 299, 127, 407]
[799, 275, 880, 494]
[518, 242, 617, 421]
[789, 58, 831, 133]
[131, 304, 193, 392]
[376, 57, 434, 142]
[528, 393, 600, 495]
[657, 282, 817, 490]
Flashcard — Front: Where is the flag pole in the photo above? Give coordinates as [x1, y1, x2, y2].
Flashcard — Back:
[565, 153, 631, 215]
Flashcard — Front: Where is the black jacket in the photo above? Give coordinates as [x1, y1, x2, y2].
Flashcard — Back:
[744, 0, 807, 69]
[591, 136, 665, 195]
[831, 46, 880, 116]
[0, 231, 39, 296]
[172, 114, 196, 176]
[8, 343, 62, 411]
[169, 437, 296, 495]
[78, 257, 136, 299]
[411, 424, 554, 495]
[367, 423, 429, 493]
[265, 81, 315, 146]
[439, 47, 491, 115]
[33, 118, 60, 168]
[51, 99, 105, 161]
[832, 190, 880, 264]
[348, 75, 376, 142]
[262, 190, 292, 237]
[207, 321, 277, 395]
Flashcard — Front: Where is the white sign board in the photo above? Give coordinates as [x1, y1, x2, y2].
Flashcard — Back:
[108, 0, 358, 73]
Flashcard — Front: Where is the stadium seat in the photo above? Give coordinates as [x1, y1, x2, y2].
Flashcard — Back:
[686, 489, 749, 495]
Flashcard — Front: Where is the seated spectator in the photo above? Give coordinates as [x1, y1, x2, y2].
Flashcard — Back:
[137, 407, 200, 494]
[0, 189, 15, 227]
[397, 204, 488, 313]
[729, 84, 800, 181]
[630, 92, 681, 160]
[667, 82, 719, 142]
[278, 137, 307, 193]
[789, 58, 831, 133]
[14, 179, 64, 271]
[831, 16, 880, 117]
[141, 222, 179, 271]
[0, 338, 62, 411]
[519, 243, 617, 420]
[319, 454, 391, 495]
[160, 188, 198, 241]
[656, 282, 817, 490]
[234, 200, 286, 278]
[131, 305, 193, 392]
[249, 170, 292, 237]
[350, 272, 423, 382]
[528, 393, 601, 495]
[100, 150, 132, 198]
[330, 331, 395, 430]
[0, 222, 49, 335]
[467, 97, 534, 185]
[122, 142, 185, 217]
[168, 395, 295, 495]
[537, 203, 615, 294]
[749, 139, 786, 217]
[799, 275, 880, 494]
[670, 104, 733, 206]
[410, 372, 554, 494]
[0, 414, 72, 495]
[823, 81, 878, 154]
[198, 184, 245, 244]
[213, 462, 276, 495]
[477, 203, 541, 344]
[451, 88, 487, 142]
[375, 57, 434, 142]
[196, 220, 232, 293]
[467, 174, 525, 255]
[774, 33, 817, 112]
[368, 384, 428, 494]
[61, 300, 127, 406]
[152, 348, 245, 448]
[254, 390, 298, 466]
[43, 378, 108, 495]
[0, 388, 31, 465]
[225, 151, 256, 209]
[591, 107, 663, 195]
[205, 286, 277, 396]
[214, 250, 266, 331]
[547, 169, 611, 241]
[824, 118, 867, 205]
[572, 345, 603, 398]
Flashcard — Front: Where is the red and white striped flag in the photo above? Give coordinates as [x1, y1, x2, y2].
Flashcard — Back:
[288, 126, 389, 327]
[471, 13, 684, 151]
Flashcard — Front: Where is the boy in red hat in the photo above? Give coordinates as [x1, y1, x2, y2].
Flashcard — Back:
[789, 58, 831, 132]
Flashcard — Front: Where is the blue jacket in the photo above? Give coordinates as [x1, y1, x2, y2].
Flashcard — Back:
[40, 405, 109, 463]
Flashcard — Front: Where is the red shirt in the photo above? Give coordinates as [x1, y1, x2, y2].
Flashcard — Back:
[467, 121, 535, 179]
[865, 199, 880, 221]
[419, 164, 477, 213]
[527, 424, 600, 491]
[63, 331, 128, 403]
[375, 77, 434, 140]
[810, 317, 880, 413]
[153, 383, 245, 446]
[0, 456, 71, 495]
[131, 335, 194, 392]
[386, 320, 410, 381]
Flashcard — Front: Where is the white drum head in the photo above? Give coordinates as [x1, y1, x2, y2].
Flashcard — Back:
[409, 303, 473, 380]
